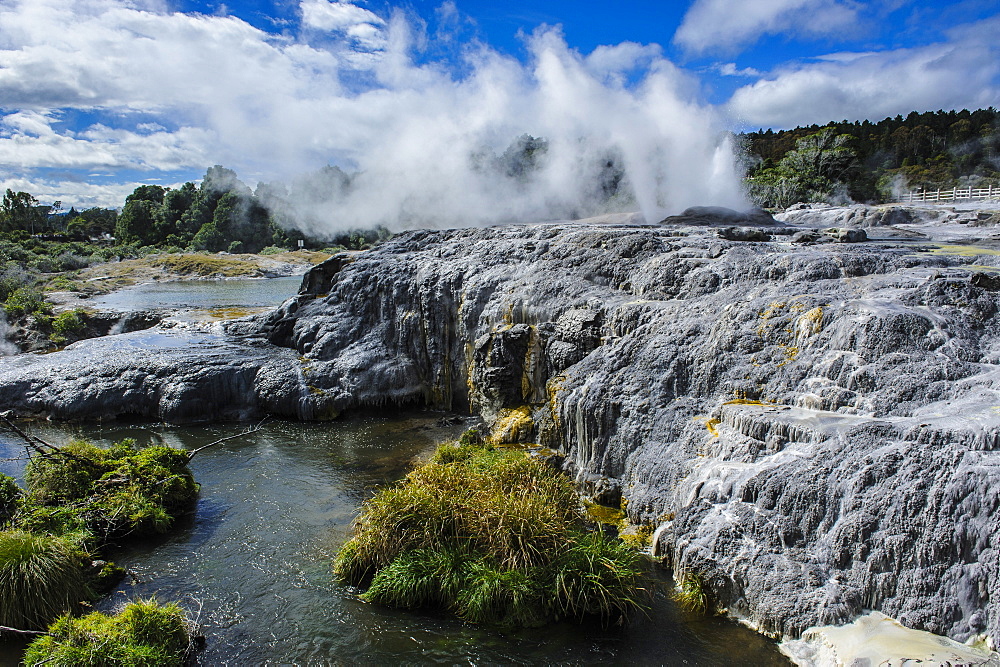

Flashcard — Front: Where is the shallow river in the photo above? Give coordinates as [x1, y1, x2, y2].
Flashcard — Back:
[1, 414, 788, 665]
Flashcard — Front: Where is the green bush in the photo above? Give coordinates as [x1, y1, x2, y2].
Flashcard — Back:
[51, 309, 86, 334]
[0, 473, 20, 523]
[0, 530, 90, 630]
[24, 440, 199, 543]
[0, 263, 32, 301]
[23, 598, 193, 666]
[258, 245, 286, 255]
[334, 436, 646, 627]
[4, 287, 47, 317]
[44, 275, 79, 292]
[54, 251, 90, 272]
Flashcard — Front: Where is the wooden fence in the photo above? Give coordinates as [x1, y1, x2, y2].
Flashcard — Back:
[897, 185, 999, 203]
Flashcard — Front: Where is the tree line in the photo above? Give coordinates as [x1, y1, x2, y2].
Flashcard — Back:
[0, 166, 390, 254]
[742, 107, 1000, 208]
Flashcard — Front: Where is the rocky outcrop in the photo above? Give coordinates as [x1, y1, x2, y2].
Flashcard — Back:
[2, 205, 1000, 648]
[777, 203, 915, 228]
[660, 206, 777, 226]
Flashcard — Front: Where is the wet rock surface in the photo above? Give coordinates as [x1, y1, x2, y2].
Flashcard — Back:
[3, 204, 1000, 646]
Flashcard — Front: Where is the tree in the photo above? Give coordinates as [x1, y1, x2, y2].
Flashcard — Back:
[125, 184, 167, 206]
[1, 190, 45, 233]
[778, 127, 856, 184]
[115, 199, 158, 245]
[76, 208, 117, 237]
[157, 182, 197, 242]
[746, 127, 858, 208]
[201, 165, 250, 197]
[498, 134, 549, 180]
[191, 220, 224, 252]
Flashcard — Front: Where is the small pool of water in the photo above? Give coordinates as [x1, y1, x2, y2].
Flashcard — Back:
[89, 275, 302, 315]
[0, 414, 789, 665]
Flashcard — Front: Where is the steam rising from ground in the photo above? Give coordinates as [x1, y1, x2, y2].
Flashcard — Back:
[0, 1, 748, 231]
[273, 25, 747, 233]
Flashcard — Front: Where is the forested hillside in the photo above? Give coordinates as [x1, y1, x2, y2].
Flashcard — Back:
[742, 107, 1000, 207]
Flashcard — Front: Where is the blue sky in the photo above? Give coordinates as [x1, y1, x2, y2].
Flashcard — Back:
[0, 0, 998, 215]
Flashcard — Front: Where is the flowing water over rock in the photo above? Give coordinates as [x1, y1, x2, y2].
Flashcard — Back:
[0, 414, 786, 664]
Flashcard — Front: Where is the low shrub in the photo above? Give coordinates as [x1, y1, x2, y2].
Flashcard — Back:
[0, 530, 90, 630]
[334, 436, 645, 627]
[53, 251, 90, 272]
[4, 287, 48, 317]
[51, 309, 86, 334]
[0, 263, 32, 301]
[0, 437, 200, 639]
[23, 598, 194, 666]
[0, 473, 19, 523]
[44, 275, 80, 292]
[23, 440, 199, 543]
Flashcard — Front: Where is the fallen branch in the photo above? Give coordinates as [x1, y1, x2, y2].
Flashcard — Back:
[0, 413, 59, 455]
[0, 625, 48, 636]
[0, 414, 99, 468]
[186, 418, 269, 461]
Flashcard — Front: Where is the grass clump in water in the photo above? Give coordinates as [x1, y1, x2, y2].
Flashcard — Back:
[0, 530, 90, 630]
[674, 571, 713, 615]
[23, 598, 195, 666]
[334, 435, 645, 627]
[22, 439, 198, 543]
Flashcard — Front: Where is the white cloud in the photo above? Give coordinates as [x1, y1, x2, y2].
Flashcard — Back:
[299, 0, 387, 51]
[584, 42, 662, 79]
[0, 175, 151, 210]
[2, 110, 58, 137]
[0, 113, 211, 170]
[300, 0, 384, 32]
[712, 62, 761, 77]
[0, 0, 746, 220]
[726, 18, 1000, 128]
[674, 0, 858, 56]
[813, 51, 881, 63]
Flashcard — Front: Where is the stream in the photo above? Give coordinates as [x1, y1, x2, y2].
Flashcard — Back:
[1, 415, 787, 665]
[0, 277, 788, 665]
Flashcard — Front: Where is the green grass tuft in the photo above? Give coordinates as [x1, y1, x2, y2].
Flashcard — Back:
[0, 530, 90, 630]
[23, 598, 193, 666]
[674, 571, 713, 615]
[552, 531, 646, 620]
[335, 433, 646, 627]
[456, 561, 546, 627]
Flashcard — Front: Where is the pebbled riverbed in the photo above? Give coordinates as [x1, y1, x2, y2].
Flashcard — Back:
[0, 413, 787, 665]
